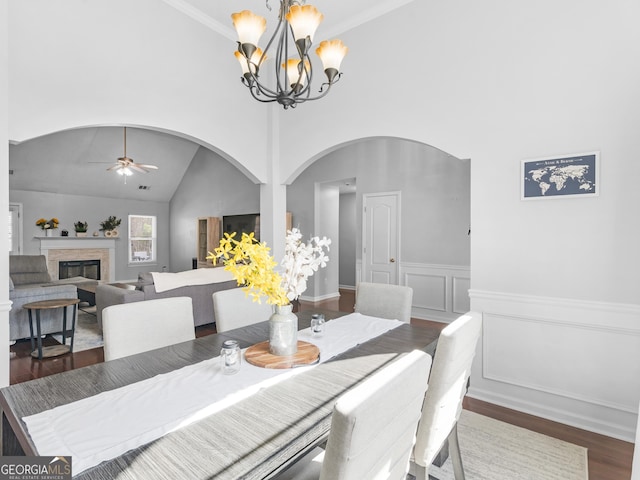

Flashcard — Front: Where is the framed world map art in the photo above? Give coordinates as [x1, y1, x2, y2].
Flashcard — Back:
[521, 151, 599, 200]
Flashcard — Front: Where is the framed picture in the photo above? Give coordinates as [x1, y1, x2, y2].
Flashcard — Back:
[521, 151, 599, 200]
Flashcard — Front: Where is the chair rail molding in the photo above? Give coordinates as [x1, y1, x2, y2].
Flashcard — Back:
[468, 289, 640, 442]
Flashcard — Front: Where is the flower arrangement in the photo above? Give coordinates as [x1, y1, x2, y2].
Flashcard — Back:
[74, 221, 88, 232]
[35, 218, 59, 230]
[99, 216, 121, 231]
[208, 228, 331, 306]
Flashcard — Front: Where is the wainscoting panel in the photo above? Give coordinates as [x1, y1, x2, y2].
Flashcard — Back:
[353, 260, 470, 322]
[406, 274, 446, 311]
[469, 289, 640, 442]
[453, 276, 471, 314]
[402, 263, 470, 322]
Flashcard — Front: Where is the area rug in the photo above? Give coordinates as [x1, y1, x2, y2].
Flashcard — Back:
[424, 410, 588, 480]
[53, 307, 103, 352]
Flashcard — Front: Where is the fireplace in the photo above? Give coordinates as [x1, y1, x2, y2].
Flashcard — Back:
[59, 260, 101, 281]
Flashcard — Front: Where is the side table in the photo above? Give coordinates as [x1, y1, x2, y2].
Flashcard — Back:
[22, 298, 81, 360]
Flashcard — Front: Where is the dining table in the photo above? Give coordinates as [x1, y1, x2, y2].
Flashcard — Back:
[0, 309, 440, 479]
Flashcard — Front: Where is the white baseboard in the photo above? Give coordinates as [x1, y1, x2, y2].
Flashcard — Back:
[298, 291, 341, 303]
[467, 387, 636, 442]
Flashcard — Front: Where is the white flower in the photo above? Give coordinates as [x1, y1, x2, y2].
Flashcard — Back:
[280, 228, 331, 302]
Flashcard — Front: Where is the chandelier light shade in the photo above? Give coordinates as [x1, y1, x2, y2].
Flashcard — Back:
[231, 0, 348, 109]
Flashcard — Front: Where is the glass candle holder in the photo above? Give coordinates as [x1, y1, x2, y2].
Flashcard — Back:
[221, 339, 241, 375]
[310, 314, 325, 336]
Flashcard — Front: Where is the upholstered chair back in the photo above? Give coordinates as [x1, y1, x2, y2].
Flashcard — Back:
[354, 282, 413, 323]
[213, 288, 272, 333]
[103, 296, 195, 361]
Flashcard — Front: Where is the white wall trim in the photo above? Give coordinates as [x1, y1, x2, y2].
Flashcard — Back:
[298, 291, 341, 303]
[466, 387, 636, 442]
[469, 289, 640, 442]
[161, 0, 235, 40]
[482, 312, 640, 414]
[470, 289, 640, 317]
[0, 300, 12, 313]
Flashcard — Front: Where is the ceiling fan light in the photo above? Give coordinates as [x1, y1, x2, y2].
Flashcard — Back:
[286, 5, 323, 43]
[316, 39, 348, 79]
[231, 10, 266, 49]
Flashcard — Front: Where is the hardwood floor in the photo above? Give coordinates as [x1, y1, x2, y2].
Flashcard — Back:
[9, 289, 634, 479]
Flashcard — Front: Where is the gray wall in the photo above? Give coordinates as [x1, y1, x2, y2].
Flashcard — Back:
[287, 137, 470, 268]
[9, 189, 170, 281]
[169, 147, 261, 272]
[339, 192, 357, 288]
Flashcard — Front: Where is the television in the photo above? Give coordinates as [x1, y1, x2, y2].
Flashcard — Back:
[222, 213, 260, 241]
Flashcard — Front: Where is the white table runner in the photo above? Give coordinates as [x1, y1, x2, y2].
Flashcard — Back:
[23, 313, 403, 475]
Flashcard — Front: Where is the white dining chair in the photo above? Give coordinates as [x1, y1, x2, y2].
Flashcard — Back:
[212, 288, 273, 333]
[354, 282, 413, 323]
[410, 311, 482, 480]
[275, 349, 432, 480]
[102, 296, 196, 361]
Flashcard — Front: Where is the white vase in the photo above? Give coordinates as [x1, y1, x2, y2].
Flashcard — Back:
[268, 304, 298, 356]
[75, 231, 87, 237]
[45, 229, 53, 237]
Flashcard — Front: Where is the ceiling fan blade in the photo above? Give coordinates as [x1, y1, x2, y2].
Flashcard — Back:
[130, 164, 147, 173]
[107, 164, 122, 172]
[137, 163, 158, 170]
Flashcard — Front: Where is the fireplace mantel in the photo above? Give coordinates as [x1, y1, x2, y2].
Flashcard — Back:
[37, 237, 116, 282]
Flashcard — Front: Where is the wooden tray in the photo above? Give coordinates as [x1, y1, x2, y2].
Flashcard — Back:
[245, 341, 320, 369]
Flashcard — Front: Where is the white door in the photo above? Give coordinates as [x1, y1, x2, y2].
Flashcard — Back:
[362, 192, 400, 284]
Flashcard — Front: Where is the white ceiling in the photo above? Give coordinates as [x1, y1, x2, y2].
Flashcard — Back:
[163, 0, 418, 40]
[9, 1, 415, 202]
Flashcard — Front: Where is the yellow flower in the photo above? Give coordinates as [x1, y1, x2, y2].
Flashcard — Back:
[207, 232, 289, 306]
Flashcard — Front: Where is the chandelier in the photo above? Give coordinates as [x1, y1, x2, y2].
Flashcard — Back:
[231, 0, 348, 109]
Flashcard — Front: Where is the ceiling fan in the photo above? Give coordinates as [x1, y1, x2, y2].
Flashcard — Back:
[108, 127, 159, 178]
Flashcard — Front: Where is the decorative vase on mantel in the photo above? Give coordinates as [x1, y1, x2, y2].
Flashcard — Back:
[269, 304, 298, 356]
[45, 229, 53, 237]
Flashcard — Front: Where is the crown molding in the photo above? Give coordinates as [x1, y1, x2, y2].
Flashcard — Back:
[161, 0, 235, 40]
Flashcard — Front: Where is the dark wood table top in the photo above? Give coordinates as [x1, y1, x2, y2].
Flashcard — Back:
[22, 298, 81, 310]
[0, 310, 439, 479]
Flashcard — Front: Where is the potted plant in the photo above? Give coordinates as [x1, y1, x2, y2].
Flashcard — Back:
[36, 217, 59, 237]
[100, 216, 122, 238]
[74, 221, 88, 237]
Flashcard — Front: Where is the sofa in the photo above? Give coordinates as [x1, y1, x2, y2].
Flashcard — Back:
[95, 269, 239, 330]
[9, 255, 96, 341]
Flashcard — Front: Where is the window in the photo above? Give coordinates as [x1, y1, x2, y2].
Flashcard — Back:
[8, 203, 22, 255]
[128, 215, 156, 263]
